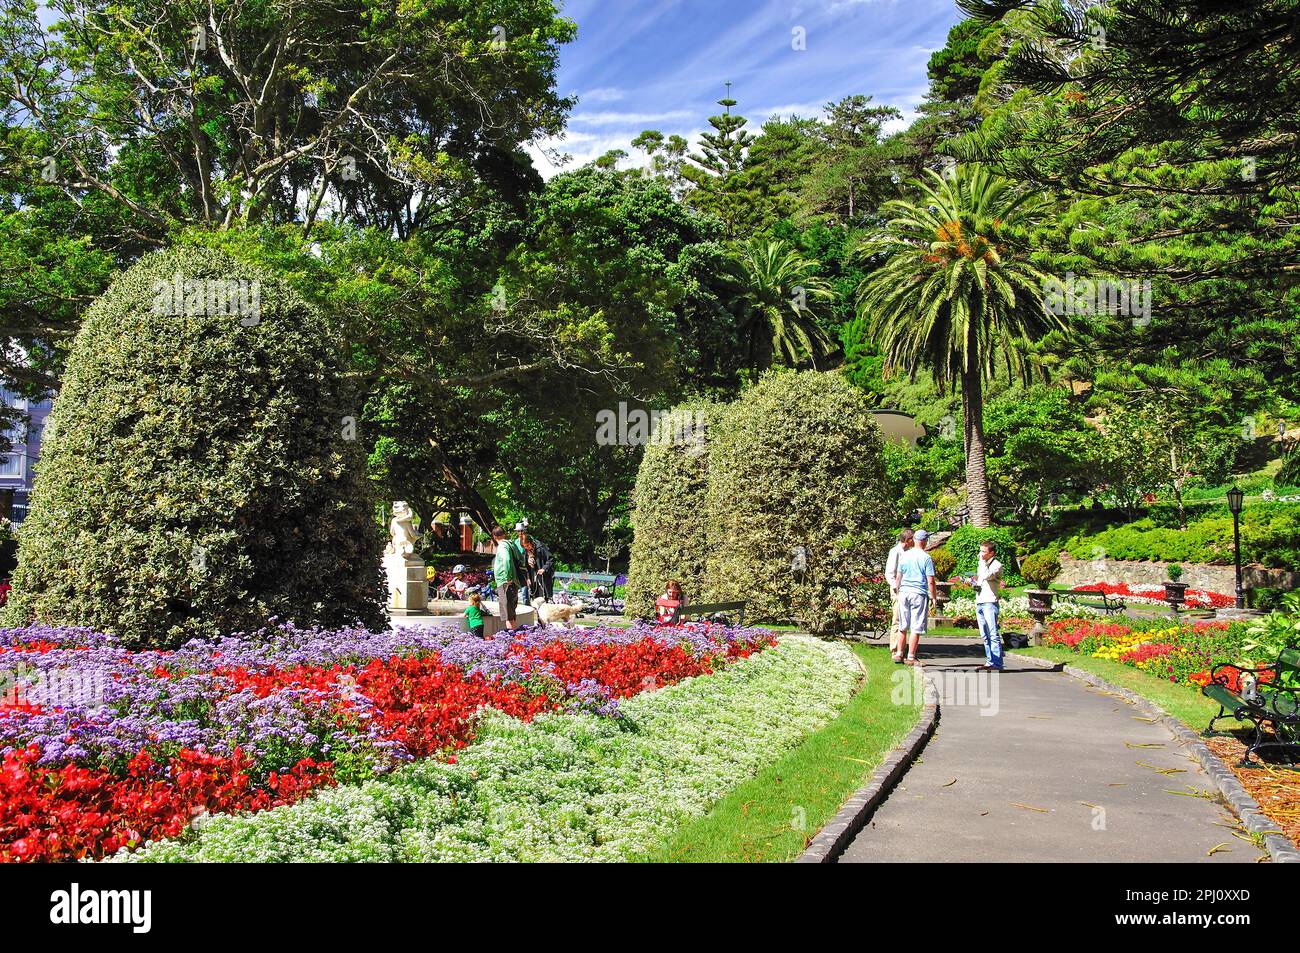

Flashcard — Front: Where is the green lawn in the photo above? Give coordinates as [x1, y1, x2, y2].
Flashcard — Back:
[640, 643, 921, 862]
[1014, 646, 1220, 730]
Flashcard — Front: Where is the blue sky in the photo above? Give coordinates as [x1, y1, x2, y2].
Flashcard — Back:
[528, 0, 964, 175]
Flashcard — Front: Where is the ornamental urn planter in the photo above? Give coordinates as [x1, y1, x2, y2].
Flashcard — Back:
[934, 579, 953, 617]
[1163, 581, 1189, 615]
[1025, 588, 1055, 646]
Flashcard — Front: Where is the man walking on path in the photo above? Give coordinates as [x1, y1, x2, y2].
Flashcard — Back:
[971, 540, 1005, 671]
[893, 528, 937, 665]
[884, 529, 913, 659]
[491, 525, 524, 630]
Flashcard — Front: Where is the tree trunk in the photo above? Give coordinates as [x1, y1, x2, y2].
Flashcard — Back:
[427, 438, 496, 533]
[962, 365, 992, 528]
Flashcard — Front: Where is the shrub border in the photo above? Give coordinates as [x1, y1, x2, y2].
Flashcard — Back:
[1007, 651, 1300, 864]
[796, 667, 939, 864]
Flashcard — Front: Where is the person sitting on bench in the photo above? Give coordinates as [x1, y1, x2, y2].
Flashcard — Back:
[655, 580, 687, 624]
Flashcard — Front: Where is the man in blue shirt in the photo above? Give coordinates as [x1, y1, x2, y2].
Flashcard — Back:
[892, 529, 937, 665]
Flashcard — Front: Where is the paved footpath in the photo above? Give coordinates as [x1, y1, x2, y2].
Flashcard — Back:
[840, 639, 1265, 863]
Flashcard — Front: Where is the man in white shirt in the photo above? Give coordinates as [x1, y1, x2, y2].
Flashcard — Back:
[884, 529, 912, 660]
[970, 540, 1005, 671]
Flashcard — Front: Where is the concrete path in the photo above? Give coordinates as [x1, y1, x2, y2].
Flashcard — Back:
[840, 639, 1265, 863]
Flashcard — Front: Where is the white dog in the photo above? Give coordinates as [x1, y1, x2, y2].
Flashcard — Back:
[535, 600, 585, 627]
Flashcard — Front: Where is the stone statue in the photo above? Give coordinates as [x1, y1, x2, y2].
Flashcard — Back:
[383, 501, 428, 615]
[386, 501, 420, 558]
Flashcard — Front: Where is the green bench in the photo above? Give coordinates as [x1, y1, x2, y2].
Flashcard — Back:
[680, 601, 748, 627]
[1202, 644, 1300, 765]
[1051, 586, 1126, 616]
[554, 571, 619, 612]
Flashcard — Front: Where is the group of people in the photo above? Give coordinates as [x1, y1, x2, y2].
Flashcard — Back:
[885, 528, 1005, 671]
[488, 522, 555, 633]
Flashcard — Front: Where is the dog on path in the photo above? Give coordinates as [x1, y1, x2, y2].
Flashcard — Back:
[535, 600, 585, 627]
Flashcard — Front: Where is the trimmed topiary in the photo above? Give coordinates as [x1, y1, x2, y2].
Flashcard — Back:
[702, 371, 891, 633]
[929, 546, 957, 580]
[4, 246, 385, 648]
[624, 401, 717, 618]
[1019, 550, 1062, 590]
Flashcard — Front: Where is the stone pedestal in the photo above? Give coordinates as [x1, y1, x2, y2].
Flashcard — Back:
[384, 553, 429, 616]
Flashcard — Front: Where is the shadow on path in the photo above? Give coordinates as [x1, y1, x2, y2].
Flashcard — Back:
[839, 638, 1265, 863]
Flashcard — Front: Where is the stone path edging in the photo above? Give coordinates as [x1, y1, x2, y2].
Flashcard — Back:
[1006, 651, 1300, 864]
[796, 667, 939, 863]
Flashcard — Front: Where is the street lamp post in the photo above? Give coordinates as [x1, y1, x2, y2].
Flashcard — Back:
[1227, 486, 1245, 610]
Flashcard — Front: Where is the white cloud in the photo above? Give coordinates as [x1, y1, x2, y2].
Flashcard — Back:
[567, 109, 696, 127]
[580, 87, 625, 103]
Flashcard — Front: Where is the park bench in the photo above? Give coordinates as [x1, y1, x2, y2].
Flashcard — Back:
[1051, 586, 1126, 616]
[554, 571, 620, 612]
[680, 601, 748, 627]
[1202, 644, 1300, 765]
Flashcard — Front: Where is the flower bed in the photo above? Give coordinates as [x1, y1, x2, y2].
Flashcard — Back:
[1072, 581, 1235, 609]
[1042, 617, 1252, 686]
[428, 567, 491, 592]
[116, 635, 859, 863]
[0, 621, 774, 862]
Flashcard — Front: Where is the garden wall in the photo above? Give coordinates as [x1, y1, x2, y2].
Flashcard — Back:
[1055, 555, 1300, 593]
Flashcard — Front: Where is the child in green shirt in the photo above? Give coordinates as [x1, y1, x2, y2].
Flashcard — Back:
[465, 591, 486, 638]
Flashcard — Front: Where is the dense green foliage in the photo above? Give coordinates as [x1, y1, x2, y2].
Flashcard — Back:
[3, 248, 385, 647]
[930, 547, 957, 580]
[1059, 505, 1300, 570]
[624, 402, 718, 618]
[703, 372, 890, 632]
[945, 524, 1020, 583]
[1019, 550, 1061, 590]
[4, 0, 1299, 583]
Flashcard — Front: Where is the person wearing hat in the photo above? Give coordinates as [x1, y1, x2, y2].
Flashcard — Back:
[892, 528, 937, 665]
[446, 564, 470, 600]
[514, 522, 536, 605]
[885, 529, 914, 660]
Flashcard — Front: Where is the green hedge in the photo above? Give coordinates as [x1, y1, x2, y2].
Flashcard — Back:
[624, 401, 718, 618]
[945, 525, 1022, 584]
[1061, 505, 1300, 569]
[702, 371, 891, 633]
[4, 247, 385, 647]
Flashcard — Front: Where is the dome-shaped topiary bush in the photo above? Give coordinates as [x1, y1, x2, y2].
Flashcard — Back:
[929, 546, 957, 580]
[703, 371, 891, 633]
[4, 246, 385, 647]
[624, 401, 717, 618]
[1019, 550, 1062, 590]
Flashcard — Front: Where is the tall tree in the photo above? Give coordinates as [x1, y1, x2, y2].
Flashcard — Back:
[725, 237, 836, 372]
[682, 87, 755, 236]
[2, 0, 574, 239]
[799, 95, 902, 223]
[855, 164, 1065, 526]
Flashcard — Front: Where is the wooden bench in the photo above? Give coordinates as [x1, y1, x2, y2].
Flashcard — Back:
[1051, 586, 1126, 616]
[553, 571, 620, 612]
[680, 601, 748, 627]
[1203, 644, 1300, 765]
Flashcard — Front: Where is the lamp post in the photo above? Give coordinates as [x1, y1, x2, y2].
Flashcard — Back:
[1227, 486, 1245, 610]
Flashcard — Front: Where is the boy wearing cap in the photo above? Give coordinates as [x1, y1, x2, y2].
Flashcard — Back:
[445, 564, 470, 600]
[893, 529, 937, 665]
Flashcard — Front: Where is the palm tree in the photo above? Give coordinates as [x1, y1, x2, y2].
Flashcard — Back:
[726, 237, 838, 371]
[856, 164, 1064, 527]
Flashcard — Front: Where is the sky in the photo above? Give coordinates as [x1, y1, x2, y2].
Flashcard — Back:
[527, 0, 965, 176]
